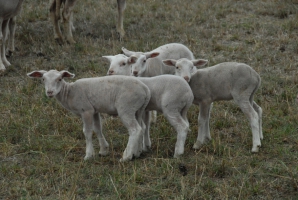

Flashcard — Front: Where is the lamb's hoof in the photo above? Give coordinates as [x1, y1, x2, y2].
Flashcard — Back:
[251, 145, 261, 153]
[142, 145, 151, 152]
[119, 156, 132, 162]
[84, 152, 95, 160]
[98, 150, 109, 156]
[84, 155, 92, 161]
[120, 149, 133, 162]
[0, 65, 6, 72]
[3, 60, 11, 67]
[193, 141, 204, 150]
[174, 153, 183, 159]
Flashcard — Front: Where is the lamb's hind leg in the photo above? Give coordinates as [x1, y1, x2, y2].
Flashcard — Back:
[119, 113, 143, 162]
[253, 101, 263, 140]
[7, 16, 16, 56]
[93, 113, 109, 156]
[164, 110, 189, 158]
[237, 100, 261, 152]
[142, 111, 151, 152]
[193, 102, 212, 149]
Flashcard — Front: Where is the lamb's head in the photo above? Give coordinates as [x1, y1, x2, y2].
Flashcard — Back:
[102, 54, 131, 76]
[27, 70, 75, 98]
[122, 46, 160, 77]
[163, 58, 208, 82]
[128, 52, 160, 77]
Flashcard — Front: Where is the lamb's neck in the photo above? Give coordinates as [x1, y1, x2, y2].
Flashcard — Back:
[55, 81, 71, 108]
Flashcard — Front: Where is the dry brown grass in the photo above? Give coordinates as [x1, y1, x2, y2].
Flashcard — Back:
[1, 0, 298, 199]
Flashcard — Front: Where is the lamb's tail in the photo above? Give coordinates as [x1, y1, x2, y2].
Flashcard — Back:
[136, 85, 151, 126]
[141, 85, 151, 116]
[250, 69, 261, 104]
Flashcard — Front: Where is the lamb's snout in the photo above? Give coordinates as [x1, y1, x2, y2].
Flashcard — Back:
[184, 76, 190, 82]
[47, 90, 54, 97]
[108, 70, 114, 75]
[133, 71, 138, 76]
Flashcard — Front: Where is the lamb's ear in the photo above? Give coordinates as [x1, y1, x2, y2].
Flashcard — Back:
[192, 59, 208, 68]
[27, 70, 47, 78]
[122, 47, 135, 56]
[102, 56, 113, 63]
[145, 52, 159, 59]
[127, 55, 138, 65]
[163, 59, 177, 67]
[60, 70, 75, 78]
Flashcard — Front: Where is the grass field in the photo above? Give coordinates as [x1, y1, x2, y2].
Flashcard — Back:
[1, 0, 298, 199]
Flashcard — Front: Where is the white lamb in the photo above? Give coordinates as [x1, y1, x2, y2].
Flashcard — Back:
[0, 0, 24, 71]
[163, 58, 263, 152]
[137, 75, 194, 157]
[27, 70, 151, 162]
[102, 55, 194, 156]
[103, 54, 158, 124]
[106, 43, 195, 77]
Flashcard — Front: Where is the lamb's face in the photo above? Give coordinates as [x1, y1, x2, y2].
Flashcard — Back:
[129, 52, 159, 77]
[42, 70, 65, 98]
[175, 59, 195, 82]
[163, 58, 208, 82]
[131, 54, 147, 77]
[104, 54, 131, 76]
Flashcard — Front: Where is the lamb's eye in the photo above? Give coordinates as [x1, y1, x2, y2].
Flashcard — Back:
[121, 62, 126, 66]
[143, 60, 146, 63]
[176, 66, 179, 69]
[58, 78, 62, 82]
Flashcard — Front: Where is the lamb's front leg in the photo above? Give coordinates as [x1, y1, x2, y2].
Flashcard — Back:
[193, 102, 212, 149]
[82, 111, 95, 160]
[93, 113, 109, 156]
